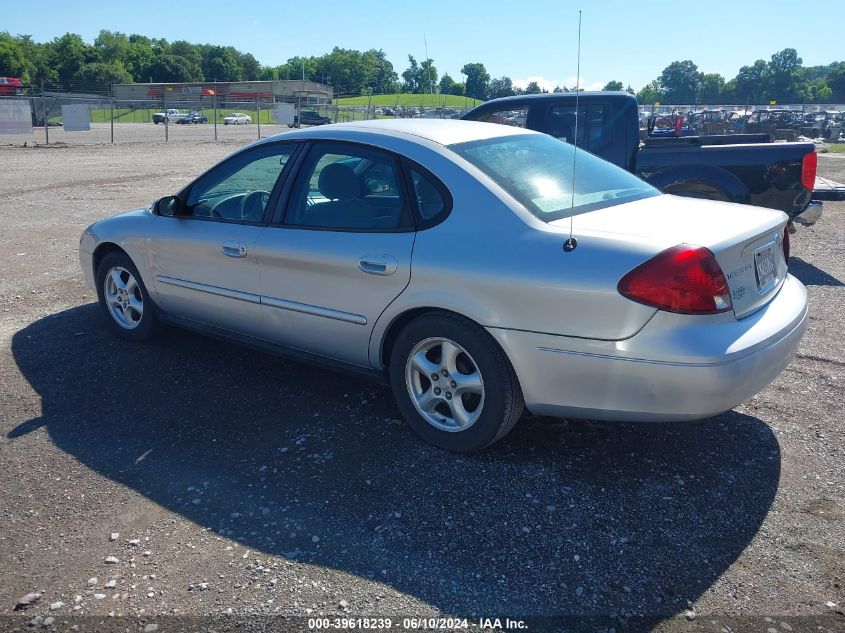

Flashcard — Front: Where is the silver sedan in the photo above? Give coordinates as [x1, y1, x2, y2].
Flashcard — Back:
[79, 120, 808, 452]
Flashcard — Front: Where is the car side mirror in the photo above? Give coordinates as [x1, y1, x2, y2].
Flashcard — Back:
[156, 196, 187, 217]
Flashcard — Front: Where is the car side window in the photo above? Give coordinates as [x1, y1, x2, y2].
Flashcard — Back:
[474, 107, 527, 128]
[185, 144, 295, 222]
[409, 168, 448, 222]
[284, 143, 408, 230]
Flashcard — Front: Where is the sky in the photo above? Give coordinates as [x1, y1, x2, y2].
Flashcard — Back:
[3, 0, 841, 91]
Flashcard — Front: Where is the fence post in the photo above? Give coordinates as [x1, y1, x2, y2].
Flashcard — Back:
[41, 78, 49, 145]
[256, 90, 261, 139]
[110, 85, 114, 144]
[213, 82, 218, 141]
[163, 85, 169, 142]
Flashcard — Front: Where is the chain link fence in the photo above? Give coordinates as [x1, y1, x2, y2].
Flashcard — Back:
[0, 81, 479, 147]
[4, 80, 841, 147]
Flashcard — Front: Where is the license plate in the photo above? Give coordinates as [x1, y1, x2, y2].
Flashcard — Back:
[754, 246, 776, 290]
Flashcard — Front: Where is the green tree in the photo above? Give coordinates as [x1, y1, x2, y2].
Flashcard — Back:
[258, 66, 278, 81]
[401, 55, 419, 92]
[123, 39, 155, 82]
[489, 76, 515, 98]
[402, 55, 437, 93]
[49, 33, 98, 89]
[74, 61, 132, 86]
[826, 63, 845, 102]
[202, 46, 243, 81]
[733, 60, 769, 104]
[806, 79, 832, 102]
[361, 49, 398, 94]
[461, 62, 490, 100]
[0, 33, 29, 80]
[658, 60, 700, 103]
[636, 80, 663, 104]
[698, 73, 725, 103]
[94, 30, 129, 64]
[148, 55, 198, 83]
[439, 73, 457, 95]
[170, 40, 204, 79]
[523, 81, 544, 94]
[239, 52, 260, 81]
[767, 48, 804, 102]
[603, 80, 623, 91]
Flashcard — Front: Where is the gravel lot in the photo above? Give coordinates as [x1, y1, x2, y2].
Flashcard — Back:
[0, 131, 843, 632]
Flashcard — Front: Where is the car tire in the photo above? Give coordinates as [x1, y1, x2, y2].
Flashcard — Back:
[389, 312, 524, 452]
[95, 252, 159, 341]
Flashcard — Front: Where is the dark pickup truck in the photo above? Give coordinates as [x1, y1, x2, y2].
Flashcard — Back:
[462, 92, 824, 225]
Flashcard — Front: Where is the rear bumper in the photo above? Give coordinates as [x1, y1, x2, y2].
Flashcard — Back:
[794, 200, 823, 226]
[488, 274, 808, 422]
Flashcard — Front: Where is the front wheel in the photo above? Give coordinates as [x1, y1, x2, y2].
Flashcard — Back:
[389, 313, 523, 452]
[95, 252, 159, 341]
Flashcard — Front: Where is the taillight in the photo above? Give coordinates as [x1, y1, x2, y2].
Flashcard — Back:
[801, 151, 817, 191]
[618, 245, 733, 315]
[782, 226, 791, 263]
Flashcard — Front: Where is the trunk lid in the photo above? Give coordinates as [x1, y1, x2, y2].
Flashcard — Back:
[555, 194, 789, 319]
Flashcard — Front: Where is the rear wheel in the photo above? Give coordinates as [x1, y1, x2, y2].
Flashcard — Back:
[389, 313, 523, 452]
[95, 252, 159, 341]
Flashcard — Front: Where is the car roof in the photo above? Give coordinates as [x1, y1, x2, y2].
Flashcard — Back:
[260, 118, 539, 147]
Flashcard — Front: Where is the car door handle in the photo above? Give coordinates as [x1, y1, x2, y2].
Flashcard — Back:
[221, 241, 247, 258]
[359, 254, 398, 276]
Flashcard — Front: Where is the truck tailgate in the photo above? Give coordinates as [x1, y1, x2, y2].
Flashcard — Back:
[813, 175, 845, 201]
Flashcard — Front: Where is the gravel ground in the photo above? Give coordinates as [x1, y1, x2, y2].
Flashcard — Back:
[0, 133, 842, 633]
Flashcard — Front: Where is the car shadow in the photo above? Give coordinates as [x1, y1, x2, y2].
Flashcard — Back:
[789, 257, 844, 287]
[8, 304, 781, 619]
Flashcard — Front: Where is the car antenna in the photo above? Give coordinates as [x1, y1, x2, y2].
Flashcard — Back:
[563, 9, 582, 254]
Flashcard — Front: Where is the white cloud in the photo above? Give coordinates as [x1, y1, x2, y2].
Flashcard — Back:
[513, 75, 605, 92]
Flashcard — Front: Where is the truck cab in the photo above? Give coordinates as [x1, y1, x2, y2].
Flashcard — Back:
[463, 93, 821, 221]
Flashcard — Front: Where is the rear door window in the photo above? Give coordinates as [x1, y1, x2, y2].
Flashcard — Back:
[545, 103, 612, 151]
[471, 106, 528, 128]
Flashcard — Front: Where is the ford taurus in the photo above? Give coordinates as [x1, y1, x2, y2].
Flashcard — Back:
[79, 120, 808, 452]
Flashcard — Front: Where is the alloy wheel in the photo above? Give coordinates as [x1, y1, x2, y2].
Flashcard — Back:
[404, 337, 485, 432]
[103, 266, 143, 330]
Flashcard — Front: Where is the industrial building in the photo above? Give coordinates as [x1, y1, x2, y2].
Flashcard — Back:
[113, 80, 333, 107]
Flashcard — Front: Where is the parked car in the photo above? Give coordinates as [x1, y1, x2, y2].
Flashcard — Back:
[289, 110, 332, 128]
[463, 93, 821, 224]
[744, 109, 801, 139]
[800, 111, 843, 139]
[223, 112, 251, 125]
[79, 120, 807, 452]
[686, 109, 730, 135]
[152, 109, 189, 124]
[175, 112, 208, 124]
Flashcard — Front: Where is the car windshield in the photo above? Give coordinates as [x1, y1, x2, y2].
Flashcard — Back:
[449, 134, 659, 221]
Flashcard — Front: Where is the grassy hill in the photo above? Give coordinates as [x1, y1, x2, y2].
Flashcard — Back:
[336, 94, 483, 108]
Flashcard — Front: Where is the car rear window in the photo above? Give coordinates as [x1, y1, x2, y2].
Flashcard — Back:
[449, 134, 659, 221]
